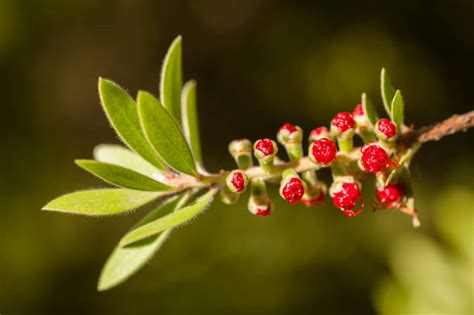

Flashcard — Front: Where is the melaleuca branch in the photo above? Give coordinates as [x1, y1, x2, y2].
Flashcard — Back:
[42, 36, 474, 291]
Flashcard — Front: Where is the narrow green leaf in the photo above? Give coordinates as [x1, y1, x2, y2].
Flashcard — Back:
[391, 90, 404, 131]
[381, 68, 396, 116]
[97, 193, 190, 291]
[181, 80, 203, 167]
[75, 160, 173, 192]
[98, 78, 165, 171]
[137, 91, 197, 176]
[120, 188, 217, 246]
[362, 92, 379, 129]
[93, 144, 161, 179]
[43, 189, 160, 216]
[160, 36, 183, 123]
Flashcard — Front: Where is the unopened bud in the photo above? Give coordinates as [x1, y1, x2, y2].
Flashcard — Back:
[309, 138, 337, 165]
[375, 118, 398, 141]
[225, 170, 248, 193]
[228, 139, 253, 170]
[254, 139, 278, 172]
[279, 169, 305, 204]
[248, 178, 272, 216]
[360, 144, 398, 174]
[376, 184, 404, 208]
[277, 123, 303, 145]
[331, 112, 355, 152]
[309, 126, 332, 142]
[330, 177, 363, 217]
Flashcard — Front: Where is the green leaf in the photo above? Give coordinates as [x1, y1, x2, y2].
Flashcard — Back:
[362, 92, 379, 129]
[43, 189, 160, 216]
[381, 68, 396, 116]
[98, 78, 165, 171]
[120, 188, 216, 246]
[181, 80, 203, 167]
[97, 193, 190, 291]
[75, 160, 173, 192]
[391, 90, 404, 131]
[137, 91, 197, 176]
[93, 144, 161, 179]
[160, 36, 183, 123]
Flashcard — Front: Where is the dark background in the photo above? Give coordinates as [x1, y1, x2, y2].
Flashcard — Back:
[0, 0, 472, 314]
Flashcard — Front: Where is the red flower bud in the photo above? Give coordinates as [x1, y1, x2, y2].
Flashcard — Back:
[331, 182, 363, 217]
[256, 205, 271, 216]
[301, 186, 325, 207]
[360, 144, 396, 174]
[254, 138, 276, 157]
[309, 126, 331, 142]
[331, 112, 355, 133]
[376, 184, 404, 208]
[277, 123, 303, 145]
[279, 123, 297, 133]
[352, 104, 364, 117]
[280, 177, 305, 204]
[248, 196, 272, 216]
[226, 170, 248, 193]
[376, 118, 397, 140]
[310, 138, 337, 165]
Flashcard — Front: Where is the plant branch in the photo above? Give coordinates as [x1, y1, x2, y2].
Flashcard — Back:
[414, 110, 474, 143]
[167, 111, 474, 191]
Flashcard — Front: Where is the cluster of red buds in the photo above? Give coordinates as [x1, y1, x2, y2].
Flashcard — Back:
[225, 103, 419, 226]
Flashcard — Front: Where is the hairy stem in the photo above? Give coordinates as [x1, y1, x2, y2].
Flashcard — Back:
[413, 110, 474, 143]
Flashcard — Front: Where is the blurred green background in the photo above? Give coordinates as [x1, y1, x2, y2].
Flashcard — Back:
[0, 0, 473, 314]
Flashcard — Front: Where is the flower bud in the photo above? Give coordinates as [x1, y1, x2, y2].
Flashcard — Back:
[228, 139, 253, 170]
[360, 144, 397, 174]
[301, 183, 326, 207]
[352, 104, 367, 126]
[331, 112, 355, 152]
[254, 138, 278, 164]
[309, 138, 337, 165]
[248, 197, 272, 216]
[276, 123, 303, 162]
[277, 123, 303, 145]
[219, 188, 240, 204]
[375, 118, 398, 141]
[331, 112, 355, 137]
[279, 169, 305, 204]
[376, 184, 404, 208]
[330, 178, 364, 217]
[225, 170, 248, 193]
[309, 126, 332, 142]
[248, 178, 272, 216]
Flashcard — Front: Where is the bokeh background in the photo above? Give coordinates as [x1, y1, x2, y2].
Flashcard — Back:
[0, 0, 473, 314]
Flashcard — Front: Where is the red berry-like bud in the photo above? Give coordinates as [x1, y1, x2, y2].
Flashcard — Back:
[309, 126, 331, 142]
[277, 123, 303, 145]
[376, 184, 404, 208]
[226, 170, 248, 193]
[301, 186, 325, 207]
[376, 118, 397, 140]
[352, 104, 364, 117]
[360, 144, 395, 174]
[331, 112, 355, 133]
[248, 196, 272, 216]
[256, 204, 271, 216]
[279, 123, 297, 133]
[280, 177, 305, 204]
[254, 138, 276, 157]
[310, 138, 337, 165]
[331, 182, 363, 217]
